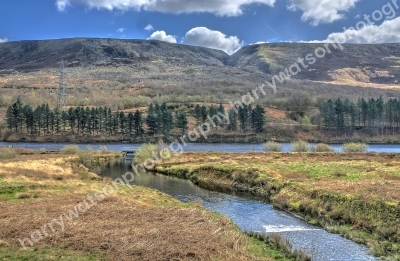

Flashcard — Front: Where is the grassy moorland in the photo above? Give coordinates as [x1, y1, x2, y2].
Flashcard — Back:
[0, 148, 308, 261]
[154, 152, 400, 260]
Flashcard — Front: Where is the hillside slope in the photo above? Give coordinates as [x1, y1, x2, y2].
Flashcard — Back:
[0, 38, 265, 90]
[0, 38, 399, 106]
[228, 43, 400, 85]
[0, 38, 229, 72]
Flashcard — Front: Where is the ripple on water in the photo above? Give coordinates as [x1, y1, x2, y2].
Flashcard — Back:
[263, 224, 321, 233]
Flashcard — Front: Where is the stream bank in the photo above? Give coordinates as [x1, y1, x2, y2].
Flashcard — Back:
[153, 152, 400, 260]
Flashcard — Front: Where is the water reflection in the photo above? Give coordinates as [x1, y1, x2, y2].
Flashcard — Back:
[2, 141, 400, 153]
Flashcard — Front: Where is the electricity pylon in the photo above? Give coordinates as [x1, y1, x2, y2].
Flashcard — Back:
[56, 60, 67, 109]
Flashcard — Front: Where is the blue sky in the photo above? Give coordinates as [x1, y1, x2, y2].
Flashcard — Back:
[1, 0, 400, 54]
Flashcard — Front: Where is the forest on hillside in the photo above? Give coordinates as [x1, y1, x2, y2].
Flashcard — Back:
[3, 96, 400, 142]
[3, 98, 266, 138]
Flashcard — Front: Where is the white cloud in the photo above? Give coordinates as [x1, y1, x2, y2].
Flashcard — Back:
[324, 17, 400, 43]
[147, 31, 177, 43]
[0, 38, 8, 43]
[56, 0, 70, 11]
[288, 0, 360, 26]
[182, 27, 244, 55]
[250, 41, 269, 45]
[55, 0, 144, 11]
[301, 17, 400, 44]
[145, 0, 275, 16]
[116, 28, 125, 33]
[144, 24, 154, 31]
[55, 0, 276, 16]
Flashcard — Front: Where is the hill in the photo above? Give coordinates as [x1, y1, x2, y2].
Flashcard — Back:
[0, 38, 229, 71]
[0, 38, 399, 111]
[227, 43, 400, 86]
[0, 38, 399, 88]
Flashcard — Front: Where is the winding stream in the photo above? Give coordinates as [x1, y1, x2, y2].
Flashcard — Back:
[99, 159, 379, 261]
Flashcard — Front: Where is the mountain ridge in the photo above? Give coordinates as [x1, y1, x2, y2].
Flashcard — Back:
[0, 38, 399, 92]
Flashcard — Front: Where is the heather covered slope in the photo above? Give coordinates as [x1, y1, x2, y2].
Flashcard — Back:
[0, 38, 261, 91]
[227, 43, 400, 86]
[0, 38, 400, 89]
[0, 38, 229, 71]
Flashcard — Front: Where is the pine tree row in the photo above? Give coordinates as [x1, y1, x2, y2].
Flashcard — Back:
[4, 99, 267, 137]
[320, 97, 400, 136]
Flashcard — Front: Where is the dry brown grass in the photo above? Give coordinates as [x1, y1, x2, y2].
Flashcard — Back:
[0, 153, 274, 261]
[0, 240, 10, 247]
[0, 196, 266, 261]
[266, 108, 286, 120]
[0, 154, 77, 180]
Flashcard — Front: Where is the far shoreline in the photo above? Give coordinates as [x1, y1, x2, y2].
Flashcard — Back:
[1, 138, 400, 145]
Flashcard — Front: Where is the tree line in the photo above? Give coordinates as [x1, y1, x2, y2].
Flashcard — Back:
[4, 98, 266, 137]
[320, 97, 400, 136]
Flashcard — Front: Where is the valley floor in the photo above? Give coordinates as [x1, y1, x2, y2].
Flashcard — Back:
[0, 150, 297, 261]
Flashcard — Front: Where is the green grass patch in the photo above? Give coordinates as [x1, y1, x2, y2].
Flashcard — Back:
[0, 181, 69, 202]
[0, 246, 105, 261]
[266, 160, 379, 180]
[0, 182, 28, 199]
[247, 232, 311, 261]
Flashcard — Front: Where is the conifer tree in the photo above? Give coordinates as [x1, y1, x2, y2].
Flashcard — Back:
[5, 106, 15, 132]
[251, 105, 266, 133]
[194, 104, 202, 124]
[226, 108, 237, 131]
[133, 110, 144, 136]
[175, 112, 188, 135]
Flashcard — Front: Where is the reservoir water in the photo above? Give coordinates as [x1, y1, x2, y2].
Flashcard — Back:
[1, 141, 400, 153]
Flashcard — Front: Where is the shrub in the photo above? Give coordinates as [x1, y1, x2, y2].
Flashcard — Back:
[61, 145, 81, 154]
[342, 143, 368, 153]
[78, 151, 93, 165]
[134, 143, 172, 165]
[0, 147, 16, 160]
[134, 143, 159, 164]
[157, 140, 171, 160]
[291, 140, 309, 152]
[313, 143, 334, 152]
[301, 116, 311, 132]
[264, 141, 282, 152]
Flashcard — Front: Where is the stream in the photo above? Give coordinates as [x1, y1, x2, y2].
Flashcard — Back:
[99, 158, 379, 261]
